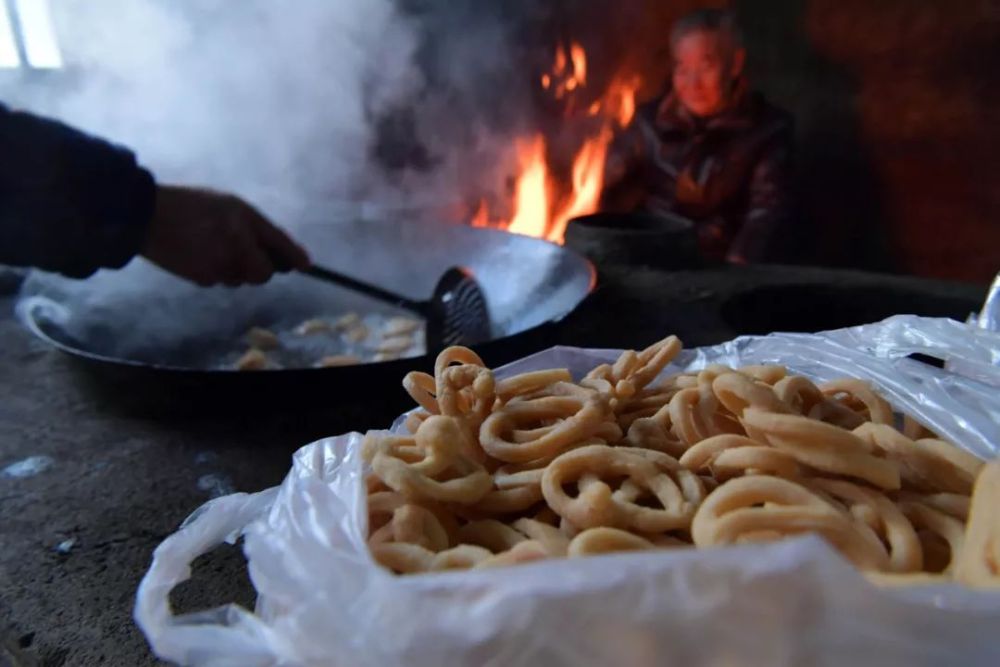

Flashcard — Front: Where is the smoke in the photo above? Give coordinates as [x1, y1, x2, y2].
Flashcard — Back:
[367, 0, 663, 221]
[0, 0, 425, 227]
[364, 0, 549, 218]
[5, 0, 647, 364]
[0, 0, 659, 233]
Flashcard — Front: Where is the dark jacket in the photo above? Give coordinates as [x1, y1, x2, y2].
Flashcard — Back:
[601, 85, 794, 263]
[0, 103, 155, 277]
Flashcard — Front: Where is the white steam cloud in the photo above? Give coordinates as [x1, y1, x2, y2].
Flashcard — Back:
[0, 0, 427, 229]
[6, 1, 548, 360]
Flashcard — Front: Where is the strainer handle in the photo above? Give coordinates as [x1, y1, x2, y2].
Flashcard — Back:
[302, 264, 426, 314]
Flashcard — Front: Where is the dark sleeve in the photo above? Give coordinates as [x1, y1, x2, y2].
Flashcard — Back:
[726, 126, 794, 264]
[0, 103, 156, 278]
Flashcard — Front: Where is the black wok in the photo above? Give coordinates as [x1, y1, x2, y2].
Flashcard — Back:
[17, 219, 595, 413]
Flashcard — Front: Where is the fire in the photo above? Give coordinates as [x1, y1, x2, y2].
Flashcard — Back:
[506, 136, 551, 239]
[471, 42, 640, 244]
[551, 125, 614, 241]
[611, 78, 638, 127]
[548, 41, 588, 100]
[570, 44, 587, 87]
[470, 200, 490, 228]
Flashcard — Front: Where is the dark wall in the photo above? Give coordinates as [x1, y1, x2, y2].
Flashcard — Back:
[616, 0, 1000, 283]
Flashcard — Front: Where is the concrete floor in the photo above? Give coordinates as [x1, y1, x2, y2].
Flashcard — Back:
[0, 292, 407, 666]
[0, 266, 984, 666]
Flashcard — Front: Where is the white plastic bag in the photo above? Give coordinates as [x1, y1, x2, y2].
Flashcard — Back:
[135, 316, 1000, 667]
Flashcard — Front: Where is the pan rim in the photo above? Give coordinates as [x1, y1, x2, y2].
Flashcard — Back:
[18, 223, 596, 374]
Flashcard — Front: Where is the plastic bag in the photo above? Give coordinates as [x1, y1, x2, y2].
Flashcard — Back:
[135, 316, 1000, 667]
[973, 271, 1000, 332]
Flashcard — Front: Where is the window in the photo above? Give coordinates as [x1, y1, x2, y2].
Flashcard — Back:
[0, 0, 63, 69]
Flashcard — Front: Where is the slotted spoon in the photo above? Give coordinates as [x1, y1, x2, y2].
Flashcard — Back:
[302, 264, 492, 351]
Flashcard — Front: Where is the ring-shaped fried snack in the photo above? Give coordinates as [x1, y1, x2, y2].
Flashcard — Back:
[542, 445, 703, 533]
[741, 409, 900, 490]
[480, 393, 612, 463]
[691, 476, 889, 571]
[371, 416, 492, 504]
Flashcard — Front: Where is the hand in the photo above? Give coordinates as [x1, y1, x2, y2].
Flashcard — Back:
[141, 185, 310, 287]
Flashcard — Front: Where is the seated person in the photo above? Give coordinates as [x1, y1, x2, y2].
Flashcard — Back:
[601, 9, 794, 264]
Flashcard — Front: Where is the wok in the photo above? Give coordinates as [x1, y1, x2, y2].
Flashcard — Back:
[17, 219, 595, 412]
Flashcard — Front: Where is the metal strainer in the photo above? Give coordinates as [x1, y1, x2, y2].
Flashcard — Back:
[303, 264, 491, 351]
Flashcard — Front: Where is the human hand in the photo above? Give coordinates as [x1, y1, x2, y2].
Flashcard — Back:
[141, 185, 310, 286]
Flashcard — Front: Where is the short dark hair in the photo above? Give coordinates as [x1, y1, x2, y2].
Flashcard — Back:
[670, 8, 744, 51]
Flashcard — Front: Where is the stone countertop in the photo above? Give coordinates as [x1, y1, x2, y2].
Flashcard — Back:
[0, 266, 986, 666]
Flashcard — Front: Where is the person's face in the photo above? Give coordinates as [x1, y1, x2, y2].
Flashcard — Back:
[671, 30, 744, 117]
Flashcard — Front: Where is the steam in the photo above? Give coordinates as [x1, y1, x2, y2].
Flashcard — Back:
[7, 0, 601, 363]
[367, 0, 543, 215]
[0, 1, 660, 234]
[0, 0, 424, 226]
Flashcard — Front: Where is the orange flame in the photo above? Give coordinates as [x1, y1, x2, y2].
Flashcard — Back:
[506, 136, 551, 239]
[549, 41, 589, 100]
[470, 199, 490, 228]
[549, 126, 613, 242]
[554, 45, 567, 76]
[570, 43, 587, 87]
[608, 75, 640, 127]
[471, 43, 641, 244]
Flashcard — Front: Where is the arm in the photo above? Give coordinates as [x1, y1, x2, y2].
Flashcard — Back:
[142, 185, 308, 286]
[0, 104, 308, 284]
[726, 135, 793, 264]
[0, 104, 155, 277]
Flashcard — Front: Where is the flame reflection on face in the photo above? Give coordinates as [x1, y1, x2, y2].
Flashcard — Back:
[671, 29, 744, 118]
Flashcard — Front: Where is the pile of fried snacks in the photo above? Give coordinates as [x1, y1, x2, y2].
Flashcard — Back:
[361, 336, 999, 587]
